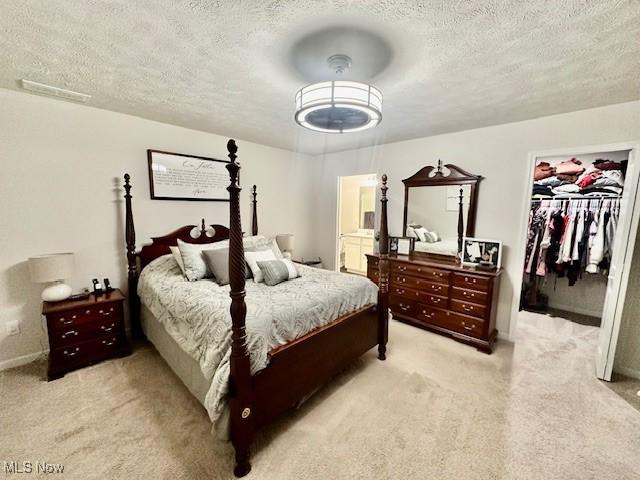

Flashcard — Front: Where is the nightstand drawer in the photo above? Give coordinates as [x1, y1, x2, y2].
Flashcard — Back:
[49, 316, 123, 348]
[48, 303, 122, 332]
[49, 334, 126, 370]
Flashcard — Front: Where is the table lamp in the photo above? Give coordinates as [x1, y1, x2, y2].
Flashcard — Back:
[276, 234, 295, 259]
[28, 253, 75, 302]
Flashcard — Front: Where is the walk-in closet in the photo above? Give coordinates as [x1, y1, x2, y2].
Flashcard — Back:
[521, 151, 629, 327]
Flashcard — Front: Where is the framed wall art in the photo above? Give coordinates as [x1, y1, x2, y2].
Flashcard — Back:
[462, 237, 502, 269]
[147, 150, 230, 201]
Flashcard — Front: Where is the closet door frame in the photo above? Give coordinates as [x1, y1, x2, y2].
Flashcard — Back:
[511, 141, 640, 381]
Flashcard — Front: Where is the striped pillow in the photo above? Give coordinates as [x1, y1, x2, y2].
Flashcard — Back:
[256, 259, 300, 286]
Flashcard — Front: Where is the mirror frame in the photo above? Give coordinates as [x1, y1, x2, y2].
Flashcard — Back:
[402, 161, 482, 257]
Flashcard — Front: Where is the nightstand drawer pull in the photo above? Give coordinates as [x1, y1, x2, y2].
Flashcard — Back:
[63, 347, 80, 357]
[61, 330, 78, 339]
[102, 337, 117, 346]
[100, 323, 116, 332]
[59, 317, 73, 325]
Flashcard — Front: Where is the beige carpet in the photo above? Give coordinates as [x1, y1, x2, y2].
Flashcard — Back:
[2, 312, 640, 479]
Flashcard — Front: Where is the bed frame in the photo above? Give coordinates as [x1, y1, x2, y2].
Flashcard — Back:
[123, 139, 390, 477]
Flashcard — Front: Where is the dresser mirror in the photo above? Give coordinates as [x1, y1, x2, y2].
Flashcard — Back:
[402, 161, 482, 260]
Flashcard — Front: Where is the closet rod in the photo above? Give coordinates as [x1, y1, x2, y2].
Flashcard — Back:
[531, 195, 622, 202]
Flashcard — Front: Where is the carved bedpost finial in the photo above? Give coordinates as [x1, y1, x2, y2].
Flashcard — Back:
[123, 173, 141, 339]
[124, 173, 131, 196]
[201, 218, 206, 235]
[251, 185, 258, 236]
[227, 139, 238, 160]
[436, 159, 443, 176]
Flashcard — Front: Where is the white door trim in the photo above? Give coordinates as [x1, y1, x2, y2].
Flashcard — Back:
[509, 141, 640, 380]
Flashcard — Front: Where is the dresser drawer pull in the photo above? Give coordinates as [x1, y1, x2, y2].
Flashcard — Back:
[461, 321, 475, 331]
[397, 277, 406, 283]
[462, 291, 476, 298]
[464, 276, 477, 284]
[421, 310, 434, 318]
[398, 303, 411, 312]
[431, 285, 442, 292]
[59, 317, 73, 325]
[85, 309, 91, 314]
[397, 266, 407, 272]
[61, 330, 78, 339]
[462, 304, 474, 312]
[102, 337, 117, 346]
[395, 288, 406, 295]
[63, 347, 80, 357]
[430, 296, 442, 304]
[100, 323, 116, 332]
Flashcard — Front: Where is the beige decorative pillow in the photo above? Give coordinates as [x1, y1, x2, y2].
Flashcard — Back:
[169, 246, 186, 275]
[245, 249, 278, 283]
[177, 239, 225, 281]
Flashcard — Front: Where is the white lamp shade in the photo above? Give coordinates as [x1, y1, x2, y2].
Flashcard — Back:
[276, 234, 295, 253]
[28, 253, 75, 283]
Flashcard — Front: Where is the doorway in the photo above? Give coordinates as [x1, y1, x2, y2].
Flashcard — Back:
[512, 142, 640, 381]
[336, 174, 377, 275]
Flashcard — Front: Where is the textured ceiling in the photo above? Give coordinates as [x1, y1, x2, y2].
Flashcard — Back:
[1, 1, 639, 155]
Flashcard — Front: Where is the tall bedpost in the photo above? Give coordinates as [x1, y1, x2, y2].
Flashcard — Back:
[251, 185, 258, 236]
[457, 187, 464, 256]
[123, 174, 142, 339]
[377, 174, 390, 361]
[226, 140, 253, 478]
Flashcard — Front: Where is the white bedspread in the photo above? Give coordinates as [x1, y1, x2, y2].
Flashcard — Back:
[413, 238, 459, 256]
[138, 254, 378, 430]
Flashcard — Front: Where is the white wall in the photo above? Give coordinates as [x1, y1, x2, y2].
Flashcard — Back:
[0, 88, 314, 367]
[309, 101, 640, 339]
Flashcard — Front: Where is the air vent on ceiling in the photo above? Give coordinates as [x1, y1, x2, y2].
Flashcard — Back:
[20, 79, 91, 103]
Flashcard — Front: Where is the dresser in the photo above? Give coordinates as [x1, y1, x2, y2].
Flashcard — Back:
[342, 232, 374, 274]
[43, 290, 130, 380]
[367, 254, 501, 353]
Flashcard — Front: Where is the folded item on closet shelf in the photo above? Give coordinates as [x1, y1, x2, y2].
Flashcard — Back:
[534, 175, 563, 187]
[556, 173, 579, 183]
[580, 185, 623, 196]
[534, 162, 556, 181]
[532, 184, 554, 196]
[593, 170, 624, 188]
[594, 159, 622, 171]
[552, 184, 580, 195]
[555, 158, 584, 175]
[577, 171, 603, 188]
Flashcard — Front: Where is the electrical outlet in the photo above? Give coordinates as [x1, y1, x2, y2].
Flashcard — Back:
[6, 320, 20, 336]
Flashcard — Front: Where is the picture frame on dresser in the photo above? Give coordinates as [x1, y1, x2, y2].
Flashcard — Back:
[389, 236, 414, 255]
[147, 149, 231, 201]
[462, 237, 502, 270]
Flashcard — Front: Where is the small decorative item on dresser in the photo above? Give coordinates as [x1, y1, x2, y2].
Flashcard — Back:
[92, 278, 103, 295]
[43, 289, 130, 380]
[462, 238, 502, 270]
[276, 234, 295, 259]
[28, 253, 75, 302]
[389, 236, 414, 255]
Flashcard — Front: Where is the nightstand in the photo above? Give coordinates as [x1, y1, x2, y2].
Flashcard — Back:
[43, 289, 130, 380]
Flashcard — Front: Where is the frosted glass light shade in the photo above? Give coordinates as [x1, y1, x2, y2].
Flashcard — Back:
[294, 81, 382, 133]
[28, 253, 74, 283]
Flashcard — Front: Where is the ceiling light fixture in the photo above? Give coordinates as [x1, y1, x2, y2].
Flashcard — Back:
[294, 55, 382, 134]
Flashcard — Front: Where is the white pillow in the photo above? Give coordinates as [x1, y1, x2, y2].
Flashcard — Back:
[414, 227, 429, 243]
[169, 246, 186, 275]
[177, 239, 226, 281]
[245, 249, 278, 283]
[406, 226, 418, 239]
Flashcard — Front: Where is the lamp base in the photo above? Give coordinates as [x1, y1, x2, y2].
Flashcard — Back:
[42, 282, 72, 302]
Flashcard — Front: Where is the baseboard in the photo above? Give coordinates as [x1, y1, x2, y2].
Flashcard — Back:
[614, 366, 640, 381]
[0, 349, 48, 372]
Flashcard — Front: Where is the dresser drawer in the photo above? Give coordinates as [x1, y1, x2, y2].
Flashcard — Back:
[391, 263, 450, 284]
[445, 312, 485, 338]
[451, 273, 491, 291]
[48, 303, 122, 332]
[450, 287, 489, 305]
[390, 285, 417, 299]
[368, 268, 380, 284]
[49, 333, 126, 370]
[49, 316, 123, 348]
[421, 281, 449, 297]
[389, 296, 416, 316]
[416, 304, 446, 324]
[417, 292, 448, 309]
[391, 274, 422, 290]
[450, 299, 486, 319]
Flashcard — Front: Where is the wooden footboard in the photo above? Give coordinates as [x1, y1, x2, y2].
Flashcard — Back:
[251, 305, 378, 428]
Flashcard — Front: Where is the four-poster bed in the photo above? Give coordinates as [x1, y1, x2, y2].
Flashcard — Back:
[123, 139, 390, 477]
